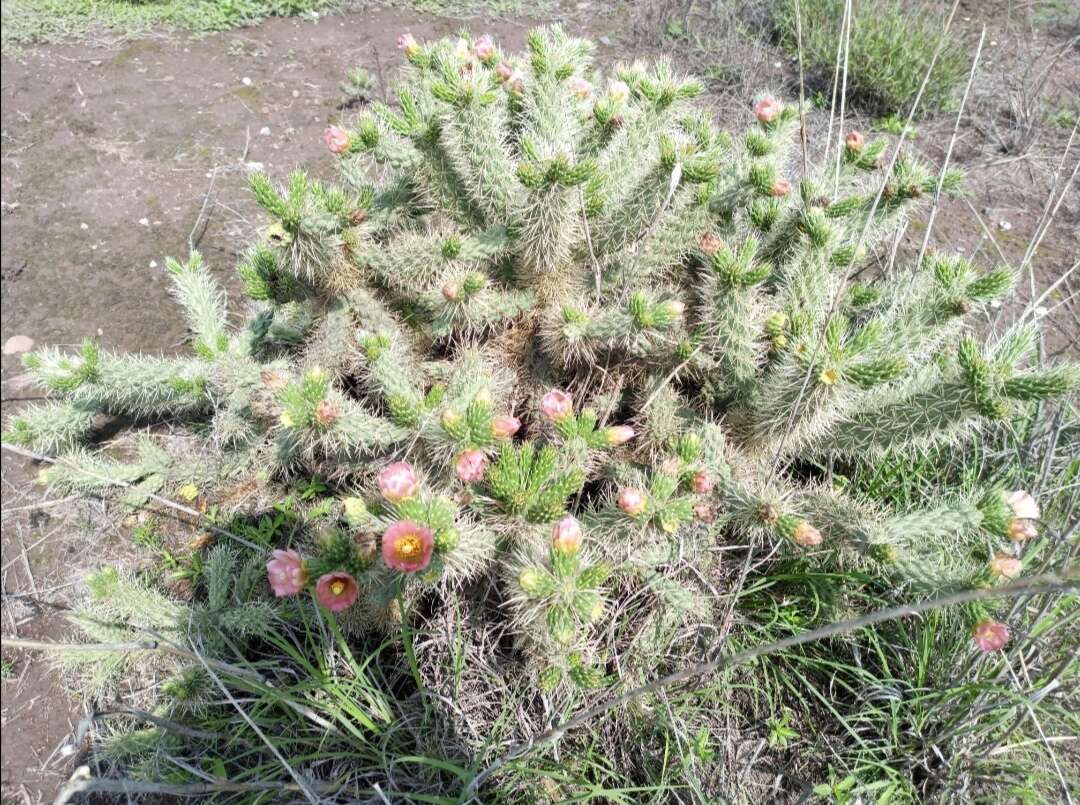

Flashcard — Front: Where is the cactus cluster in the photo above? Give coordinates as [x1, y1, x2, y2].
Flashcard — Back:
[7, 28, 1076, 687]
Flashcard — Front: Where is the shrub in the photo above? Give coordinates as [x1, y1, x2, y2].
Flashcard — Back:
[7, 28, 1077, 797]
[773, 0, 969, 116]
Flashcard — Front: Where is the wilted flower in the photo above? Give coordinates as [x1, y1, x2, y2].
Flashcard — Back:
[378, 461, 420, 502]
[618, 487, 647, 516]
[845, 130, 864, 152]
[314, 399, 340, 426]
[568, 77, 593, 99]
[474, 34, 495, 61]
[691, 471, 713, 494]
[989, 552, 1022, 580]
[455, 449, 488, 483]
[266, 549, 306, 597]
[551, 516, 583, 553]
[1005, 490, 1040, 520]
[605, 425, 635, 446]
[397, 33, 419, 56]
[1008, 518, 1038, 542]
[754, 95, 780, 124]
[770, 179, 792, 198]
[693, 502, 716, 523]
[260, 370, 287, 390]
[382, 520, 435, 573]
[972, 619, 1009, 652]
[491, 415, 521, 439]
[541, 389, 573, 421]
[315, 571, 358, 612]
[495, 62, 514, 82]
[793, 520, 823, 547]
[323, 125, 351, 155]
[608, 79, 630, 103]
[699, 232, 723, 256]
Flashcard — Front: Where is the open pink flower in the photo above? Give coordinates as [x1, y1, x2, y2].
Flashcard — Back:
[989, 552, 1022, 580]
[455, 449, 488, 483]
[266, 549, 306, 597]
[691, 471, 713, 494]
[1005, 490, 1040, 520]
[793, 521, 823, 547]
[770, 179, 792, 198]
[382, 520, 434, 573]
[541, 389, 573, 421]
[617, 487, 647, 516]
[568, 77, 593, 99]
[605, 425, 635, 446]
[972, 619, 1009, 652]
[378, 461, 420, 503]
[397, 33, 419, 57]
[491, 415, 521, 439]
[323, 125, 351, 155]
[845, 130, 864, 151]
[754, 95, 780, 124]
[474, 34, 495, 61]
[551, 516, 583, 553]
[315, 571, 359, 612]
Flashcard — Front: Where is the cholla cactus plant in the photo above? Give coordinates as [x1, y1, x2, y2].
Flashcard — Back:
[7, 28, 1076, 687]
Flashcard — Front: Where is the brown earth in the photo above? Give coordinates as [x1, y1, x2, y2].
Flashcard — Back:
[2, 0, 1077, 800]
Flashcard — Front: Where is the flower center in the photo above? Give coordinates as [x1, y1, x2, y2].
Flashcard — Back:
[330, 580, 345, 596]
[396, 535, 421, 558]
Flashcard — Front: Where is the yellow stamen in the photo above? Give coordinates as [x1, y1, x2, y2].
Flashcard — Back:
[396, 535, 421, 558]
[330, 581, 345, 596]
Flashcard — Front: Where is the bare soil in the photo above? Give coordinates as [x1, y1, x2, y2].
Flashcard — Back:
[1, 0, 1077, 800]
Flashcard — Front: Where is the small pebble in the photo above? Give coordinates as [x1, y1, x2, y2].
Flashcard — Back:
[998, 220, 1012, 231]
[3, 335, 34, 355]
[242, 76, 252, 86]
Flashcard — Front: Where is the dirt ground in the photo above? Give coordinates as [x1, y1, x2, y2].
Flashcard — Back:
[1, 0, 1076, 799]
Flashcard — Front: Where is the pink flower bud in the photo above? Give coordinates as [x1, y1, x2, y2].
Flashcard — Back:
[491, 415, 521, 439]
[754, 95, 780, 124]
[442, 283, 460, 302]
[397, 33, 419, 57]
[770, 179, 792, 198]
[989, 552, 1022, 580]
[793, 521, 823, 547]
[1008, 518, 1038, 542]
[845, 130, 864, 151]
[605, 425, 635, 446]
[691, 471, 713, 494]
[568, 77, 593, 99]
[378, 461, 420, 503]
[266, 549, 306, 597]
[323, 125, 351, 155]
[474, 34, 495, 61]
[608, 80, 630, 103]
[972, 619, 1009, 652]
[617, 487, 647, 516]
[541, 389, 573, 421]
[1005, 490, 1040, 520]
[495, 62, 514, 82]
[455, 449, 488, 483]
[551, 516, 583, 553]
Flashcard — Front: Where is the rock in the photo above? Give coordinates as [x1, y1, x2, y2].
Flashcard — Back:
[3, 335, 34, 355]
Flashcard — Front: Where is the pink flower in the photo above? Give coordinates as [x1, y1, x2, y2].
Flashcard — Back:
[491, 415, 521, 439]
[568, 77, 593, 99]
[793, 521, 823, 547]
[989, 552, 1022, 580]
[315, 571, 359, 612]
[605, 425, 635, 446]
[754, 95, 780, 124]
[455, 449, 488, 483]
[541, 389, 573, 421]
[382, 520, 434, 573]
[1005, 490, 1040, 520]
[495, 62, 514, 82]
[691, 471, 713, 494]
[378, 461, 420, 503]
[442, 283, 460, 301]
[397, 33, 419, 57]
[770, 179, 792, 198]
[551, 516, 583, 553]
[608, 80, 630, 103]
[474, 34, 495, 61]
[972, 619, 1009, 652]
[845, 130, 864, 151]
[617, 487, 647, 516]
[323, 125, 351, 155]
[266, 549, 306, 597]
[1008, 518, 1038, 542]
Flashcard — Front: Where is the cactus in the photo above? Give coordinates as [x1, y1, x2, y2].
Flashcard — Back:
[6, 29, 1076, 691]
